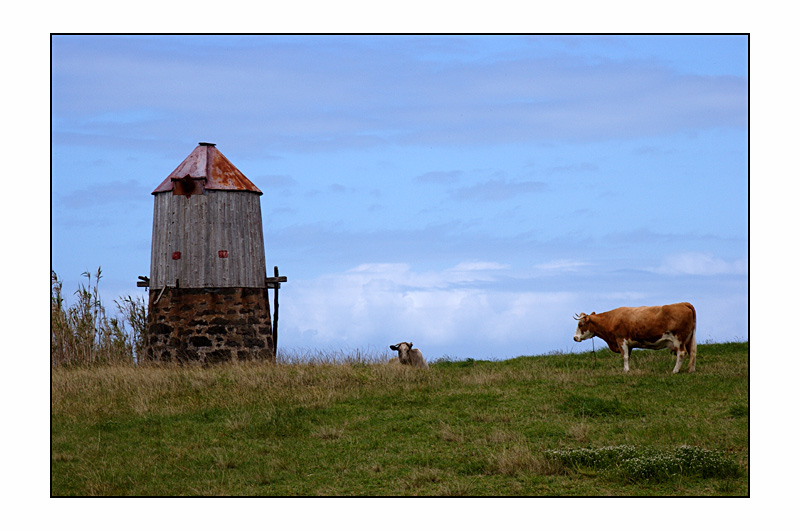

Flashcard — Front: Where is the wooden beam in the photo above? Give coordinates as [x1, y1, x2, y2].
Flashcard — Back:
[265, 274, 287, 289]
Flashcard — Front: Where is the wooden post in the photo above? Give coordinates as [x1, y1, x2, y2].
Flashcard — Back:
[265, 267, 286, 358]
[272, 265, 280, 355]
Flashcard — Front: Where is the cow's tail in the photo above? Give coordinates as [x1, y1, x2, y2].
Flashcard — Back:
[685, 302, 697, 372]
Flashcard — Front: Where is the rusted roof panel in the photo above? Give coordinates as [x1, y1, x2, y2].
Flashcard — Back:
[152, 143, 263, 195]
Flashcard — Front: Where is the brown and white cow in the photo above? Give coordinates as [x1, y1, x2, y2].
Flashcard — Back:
[573, 302, 697, 373]
[389, 342, 429, 369]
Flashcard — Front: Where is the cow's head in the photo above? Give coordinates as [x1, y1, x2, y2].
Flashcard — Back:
[390, 342, 413, 363]
[573, 312, 596, 342]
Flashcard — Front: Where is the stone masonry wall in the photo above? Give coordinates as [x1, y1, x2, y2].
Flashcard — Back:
[145, 287, 274, 363]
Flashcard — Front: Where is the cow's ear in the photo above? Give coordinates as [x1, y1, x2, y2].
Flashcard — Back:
[390, 344, 398, 351]
[408, 342, 413, 348]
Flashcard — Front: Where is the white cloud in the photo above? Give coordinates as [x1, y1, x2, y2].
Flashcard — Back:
[449, 261, 509, 271]
[279, 261, 584, 358]
[533, 259, 589, 273]
[650, 252, 748, 276]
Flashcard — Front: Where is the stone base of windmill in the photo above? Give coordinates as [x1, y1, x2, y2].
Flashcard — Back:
[144, 287, 275, 364]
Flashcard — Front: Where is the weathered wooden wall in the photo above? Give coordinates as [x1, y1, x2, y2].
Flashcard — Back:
[150, 190, 267, 288]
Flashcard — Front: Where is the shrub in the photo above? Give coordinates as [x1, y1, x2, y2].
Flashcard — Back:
[545, 445, 638, 469]
[546, 445, 740, 483]
[619, 453, 683, 481]
[673, 445, 741, 479]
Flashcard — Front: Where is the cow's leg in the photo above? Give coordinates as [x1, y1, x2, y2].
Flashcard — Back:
[672, 346, 685, 373]
[620, 341, 631, 372]
[687, 334, 697, 373]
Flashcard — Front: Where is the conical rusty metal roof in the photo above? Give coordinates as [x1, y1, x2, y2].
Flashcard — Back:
[152, 142, 263, 195]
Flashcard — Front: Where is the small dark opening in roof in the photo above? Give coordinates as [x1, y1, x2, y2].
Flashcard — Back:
[199, 142, 216, 146]
[173, 174, 205, 196]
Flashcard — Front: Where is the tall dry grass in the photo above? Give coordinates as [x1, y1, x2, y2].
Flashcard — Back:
[51, 267, 400, 368]
[276, 346, 395, 365]
[51, 268, 147, 367]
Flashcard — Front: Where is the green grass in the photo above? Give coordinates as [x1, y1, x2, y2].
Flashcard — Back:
[51, 341, 749, 496]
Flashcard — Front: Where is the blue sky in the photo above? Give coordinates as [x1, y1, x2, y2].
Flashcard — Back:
[51, 34, 748, 360]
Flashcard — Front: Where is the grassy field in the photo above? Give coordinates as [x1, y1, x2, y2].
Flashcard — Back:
[51, 342, 748, 496]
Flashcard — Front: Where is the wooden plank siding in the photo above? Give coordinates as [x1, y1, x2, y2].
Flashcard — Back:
[149, 190, 267, 288]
